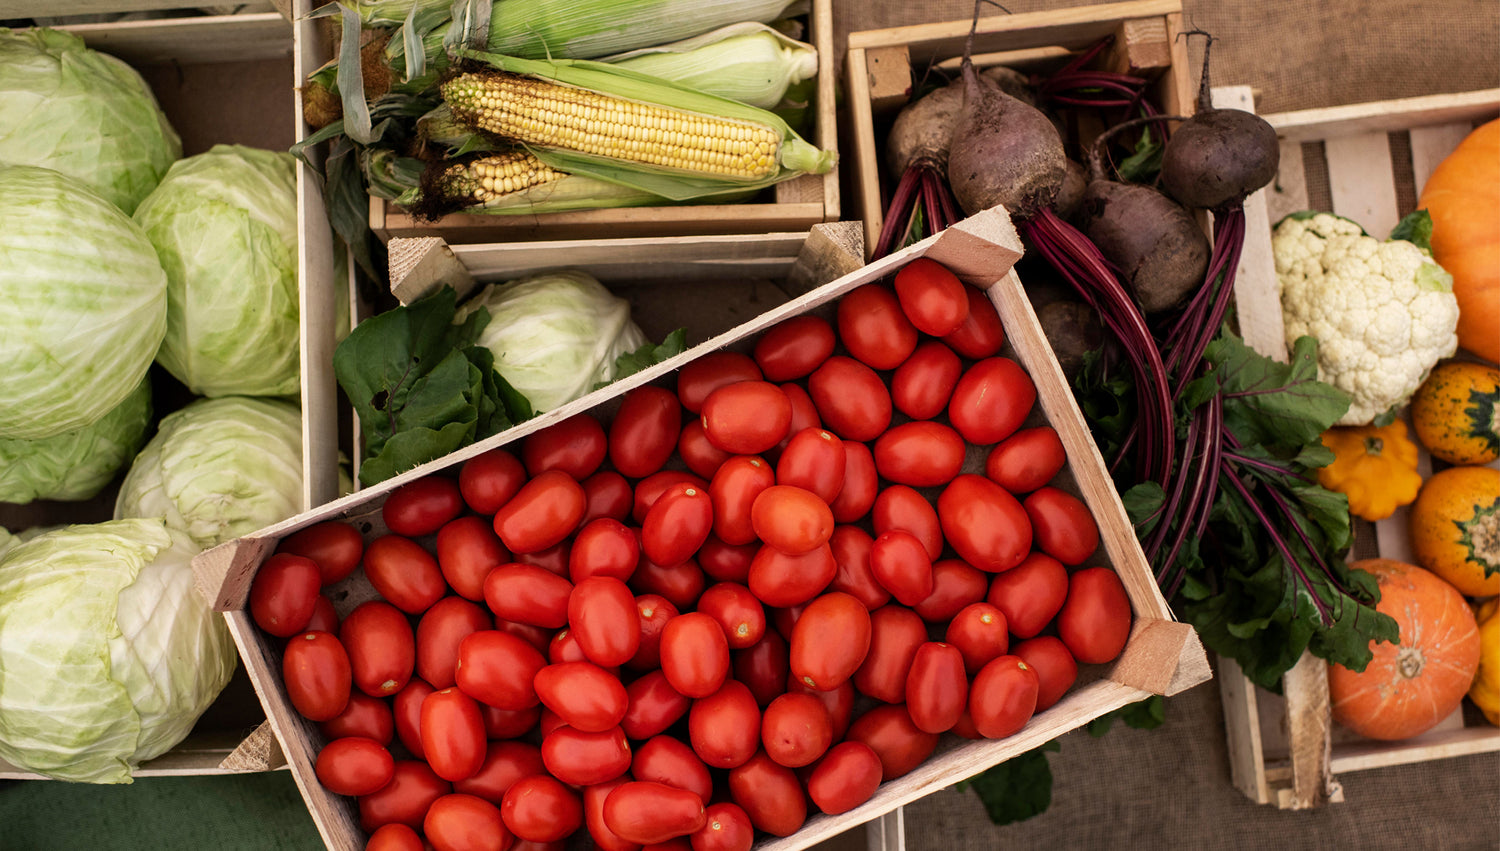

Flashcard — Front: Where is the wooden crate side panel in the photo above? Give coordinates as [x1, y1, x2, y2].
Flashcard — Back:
[59, 13, 292, 65]
[845, 0, 1182, 56]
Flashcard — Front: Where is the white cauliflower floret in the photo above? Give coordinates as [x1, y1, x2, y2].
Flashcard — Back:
[1273, 212, 1458, 426]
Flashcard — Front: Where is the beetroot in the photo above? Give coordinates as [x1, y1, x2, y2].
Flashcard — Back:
[946, 59, 1067, 219]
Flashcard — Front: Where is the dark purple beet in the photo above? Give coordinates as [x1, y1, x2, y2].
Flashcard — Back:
[946, 60, 1066, 219]
[1079, 178, 1210, 313]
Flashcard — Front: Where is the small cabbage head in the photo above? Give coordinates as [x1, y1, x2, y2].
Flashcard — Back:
[115, 397, 304, 549]
[133, 144, 299, 397]
[0, 377, 152, 504]
[0, 164, 168, 440]
[0, 519, 236, 783]
[456, 270, 647, 413]
[0, 27, 181, 214]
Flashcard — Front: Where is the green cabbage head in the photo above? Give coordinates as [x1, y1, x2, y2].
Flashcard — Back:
[456, 270, 647, 413]
[0, 27, 181, 214]
[134, 144, 299, 397]
[0, 518, 236, 783]
[0, 377, 152, 504]
[0, 164, 168, 440]
[115, 397, 304, 549]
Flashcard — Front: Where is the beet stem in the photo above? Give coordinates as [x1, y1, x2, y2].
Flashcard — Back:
[1219, 458, 1334, 625]
[874, 161, 929, 259]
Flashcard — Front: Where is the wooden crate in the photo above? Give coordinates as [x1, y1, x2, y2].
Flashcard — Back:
[0, 8, 300, 780]
[1219, 86, 1500, 810]
[844, 0, 1196, 259]
[357, 0, 840, 245]
[192, 205, 1211, 851]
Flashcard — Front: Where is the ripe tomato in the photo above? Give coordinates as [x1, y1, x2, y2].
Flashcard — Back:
[985, 426, 1066, 493]
[986, 551, 1069, 639]
[775, 428, 846, 504]
[567, 576, 640, 667]
[871, 484, 943, 560]
[581, 470, 633, 525]
[628, 593, 680, 670]
[493, 469, 586, 555]
[534, 661, 628, 732]
[631, 555, 705, 611]
[250, 553, 322, 638]
[906, 642, 968, 734]
[415, 596, 491, 689]
[948, 357, 1036, 446]
[483, 563, 573, 629]
[541, 725, 632, 787]
[283, 631, 351, 722]
[383, 476, 464, 538]
[660, 612, 730, 698]
[787, 676, 855, 741]
[750, 485, 834, 555]
[454, 629, 546, 710]
[760, 692, 832, 768]
[454, 741, 544, 804]
[436, 515, 508, 601]
[364, 534, 447, 614]
[894, 257, 969, 336]
[421, 687, 486, 782]
[278, 521, 363, 586]
[633, 470, 708, 524]
[521, 413, 607, 480]
[807, 356, 891, 442]
[357, 760, 450, 833]
[747, 543, 836, 607]
[853, 604, 927, 703]
[754, 315, 836, 381]
[393, 679, 434, 760]
[548, 628, 588, 664]
[873, 421, 966, 487]
[945, 602, 1010, 675]
[828, 525, 890, 610]
[726, 750, 806, 837]
[340, 600, 415, 698]
[870, 529, 935, 607]
[316, 736, 394, 797]
[610, 386, 682, 478]
[890, 340, 963, 422]
[837, 283, 918, 370]
[634, 735, 714, 803]
[914, 559, 988, 622]
[698, 535, 757, 584]
[789, 592, 871, 691]
[696, 582, 766, 649]
[938, 475, 1032, 572]
[1024, 486, 1100, 565]
[1057, 566, 1132, 664]
[806, 741, 883, 816]
[426, 793, 509, 851]
[709, 455, 776, 546]
[501, 775, 583, 843]
[941, 284, 1006, 359]
[622, 669, 692, 740]
[320, 691, 394, 745]
[678, 419, 734, 479]
[459, 448, 527, 516]
[479, 703, 540, 740]
[701, 381, 792, 455]
[691, 802, 755, 851]
[969, 655, 1039, 738]
[774, 383, 823, 456]
[604, 781, 708, 844]
[568, 517, 638, 583]
[642, 482, 714, 567]
[732, 631, 789, 708]
[514, 542, 569, 579]
[677, 351, 762, 414]
[584, 780, 639, 851]
[366, 823, 424, 851]
[306, 593, 340, 634]
[1013, 635, 1078, 711]
[829, 441, 878, 523]
[845, 704, 938, 781]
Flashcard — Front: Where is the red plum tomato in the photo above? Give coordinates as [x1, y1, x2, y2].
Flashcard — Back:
[660, 612, 730, 698]
[871, 484, 943, 561]
[678, 419, 733, 480]
[747, 543, 836, 608]
[894, 257, 969, 336]
[986, 551, 1069, 639]
[677, 352, 761, 414]
[869, 529, 935, 607]
[320, 691, 394, 745]
[521, 413, 607, 480]
[845, 705, 937, 781]
[363, 534, 446, 615]
[426, 794, 510, 851]
[393, 679, 434, 760]
[828, 525, 889, 610]
[696, 582, 766, 649]
[366, 823, 424, 851]
[568, 517, 638, 583]
[501, 775, 582, 843]
[453, 629, 546, 711]
[492, 470, 586, 555]
[726, 751, 805, 837]
[693, 679, 764, 769]
[701, 381, 792, 456]
[913, 559, 988, 622]
[750, 485, 834, 555]
[250, 552, 321, 638]
[1024, 486, 1100, 565]
[541, 725, 632, 787]
[622, 669, 691, 740]
[788, 592, 871, 691]
[837, 283, 918, 371]
[691, 802, 754, 851]
[277, 521, 363, 586]
[1057, 567, 1132, 664]
[775, 428, 846, 504]
[436, 515, 508, 601]
[1013, 635, 1079, 711]
[454, 740, 544, 804]
[283, 631, 351, 722]
[985, 426, 1066, 494]
[944, 602, 1010, 675]
[753, 315, 836, 381]
[415, 596, 491, 689]
[581, 470, 634, 525]
[853, 605, 926, 703]
[383, 476, 464, 538]
[937, 475, 1032, 573]
[357, 760, 450, 833]
[635, 734, 714, 803]
[567, 576, 640, 667]
[905, 642, 968, 733]
[873, 421, 966, 488]
[969, 655, 1039, 739]
[829, 441, 878, 524]
[340, 600, 414, 698]
[941, 285, 1006, 359]
[709, 455, 776, 546]
[948, 357, 1036, 446]
[890, 340, 963, 421]
[610, 386, 682, 478]
[483, 563, 573, 629]
[628, 593, 680, 670]
[459, 448, 526, 516]
[420, 687, 486, 782]
[604, 782, 708, 845]
[760, 692, 832, 768]
[316, 736, 394, 797]
[533, 661, 628, 732]
[642, 482, 714, 567]
[807, 356, 891, 442]
[807, 741, 883, 815]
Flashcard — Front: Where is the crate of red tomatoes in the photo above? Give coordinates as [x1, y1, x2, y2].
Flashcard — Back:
[193, 205, 1210, 851]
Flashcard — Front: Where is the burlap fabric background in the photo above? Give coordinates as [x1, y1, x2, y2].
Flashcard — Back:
[835, 1, 1499, 849]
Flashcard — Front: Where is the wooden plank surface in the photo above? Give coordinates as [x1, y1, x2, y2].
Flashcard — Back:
[1216, 86, 1288, 362]
[1324, 131, 1400, 238]
[1265, 89, 1500, 142]
[60, 13, 292, 65]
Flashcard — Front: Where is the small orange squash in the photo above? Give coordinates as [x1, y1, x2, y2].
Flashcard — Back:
[1418, 119, 1499, 364]
[1328, 558, 1480, 741]
[1409, 465, 1500, 597]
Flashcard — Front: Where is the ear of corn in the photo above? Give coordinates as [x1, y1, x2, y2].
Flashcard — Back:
[483, 0, 803, 60]
[602, 23, 818, 110]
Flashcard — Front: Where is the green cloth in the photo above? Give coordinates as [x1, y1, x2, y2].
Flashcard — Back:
[0, 774, 322, 851]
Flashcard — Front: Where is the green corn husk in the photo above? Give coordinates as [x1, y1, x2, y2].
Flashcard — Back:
[602, 23, 817, 110]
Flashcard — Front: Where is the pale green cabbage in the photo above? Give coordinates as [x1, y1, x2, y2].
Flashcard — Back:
[0, 164, 168, 440]
[114, 397, 304, 550]
[0, 518, 236, 783]
[0, 377, 152, 504]
[0, 28, 181, 214]
[456, 270, 648, 413]
[133, 144, 299, 397]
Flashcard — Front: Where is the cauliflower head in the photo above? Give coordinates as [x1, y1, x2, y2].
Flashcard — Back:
[1273, 212, 1458, 425]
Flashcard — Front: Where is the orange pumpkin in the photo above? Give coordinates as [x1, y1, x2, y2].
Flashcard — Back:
[1419, 119, 1499, 364]
[1328, 558, 1480, 741]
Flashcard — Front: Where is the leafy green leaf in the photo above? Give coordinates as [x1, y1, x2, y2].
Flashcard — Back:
[609, 328, 689, 384]
[1087, 695, 1166, 737]
[1389, 209, 1433, 253]
[1116, 128, 1163, 183]
[955, 741, 1060, 825]
[1371, 406, 1400, 427]
[1211, 333, 1350, 450]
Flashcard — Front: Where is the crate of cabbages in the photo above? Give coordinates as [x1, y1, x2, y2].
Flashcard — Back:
[191, 206, 1211, 850]
[287, 0, 839, 249]
[1218, 87, 1500, 810]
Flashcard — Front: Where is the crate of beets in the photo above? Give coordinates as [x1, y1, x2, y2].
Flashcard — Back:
[192, 206, 1209, 851]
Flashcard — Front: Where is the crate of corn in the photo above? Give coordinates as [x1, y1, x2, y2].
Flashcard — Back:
[294, 0, 839, 248]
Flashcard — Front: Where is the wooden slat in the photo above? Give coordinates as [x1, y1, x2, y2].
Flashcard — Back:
[1218, 655, 1272, 805]
[1330, 725, 1500, 774]
[845, 47, 885, 259]
[388, 237, 477, 305]
[1280, 653, 1334, 809]
[1408, 122, 1475, 192]
[810, 0, 841, 221]
[1216, 86, 1288, 363]
[59, 13, 292, 65]
[865, 807, 906, 851]
[847, 0, 1183, 57]
[1265, 89, 1500, 143]
[1325, 132, 1400, 238]
[450, 232, 808, 284]
[14, 0, 209, 15]
[1105, 16, 1172, 76]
